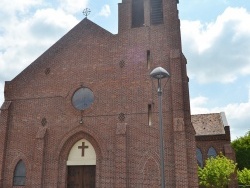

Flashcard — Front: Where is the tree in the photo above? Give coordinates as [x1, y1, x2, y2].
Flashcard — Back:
[198, 154, 237, 188]
[232, 131, 250, 170]
[238, 168, 250, 187]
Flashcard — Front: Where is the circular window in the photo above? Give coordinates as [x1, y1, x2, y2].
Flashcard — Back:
[72, 87, 94, 110]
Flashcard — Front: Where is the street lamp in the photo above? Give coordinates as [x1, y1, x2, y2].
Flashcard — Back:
[150, 67, 170, 188]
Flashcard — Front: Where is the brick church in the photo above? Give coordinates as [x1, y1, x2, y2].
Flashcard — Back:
[0, 0, 235, 187]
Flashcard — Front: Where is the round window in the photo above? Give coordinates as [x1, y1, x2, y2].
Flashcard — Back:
[72, 87, 94, 110]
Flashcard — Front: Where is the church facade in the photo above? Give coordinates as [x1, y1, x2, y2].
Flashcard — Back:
[1, 0, 199, 187]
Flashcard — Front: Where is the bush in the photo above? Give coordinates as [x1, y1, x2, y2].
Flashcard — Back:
[238, 168, 250, 187]
[198, 154, 237, 188]
[232, 131, 250, 170]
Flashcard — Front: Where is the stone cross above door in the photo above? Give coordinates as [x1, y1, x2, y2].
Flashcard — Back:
[78, 142, 89, 156]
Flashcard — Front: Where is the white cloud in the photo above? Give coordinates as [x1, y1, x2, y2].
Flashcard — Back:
[0, 7, 78, 82]
[182, 7, 250, 83]
[58, 0, 88, 14]
[0, 2, 81, 107]
[0, 82, 3, 106]
[191, 96, 208, 106]
[214, 98, 250, 140]
[29, 8, 78, 37]
[216, 101, 250, 121]
[190, 96, 210, 114]
[190, 89, 250, 140]
[0, 0, 42, 13]
[184, 7, 250, 139]
[99, 5, 111, 17]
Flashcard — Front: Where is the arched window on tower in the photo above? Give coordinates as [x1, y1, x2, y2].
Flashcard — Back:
[132, 0, 144, 28]
[196, 148, 203, 168]
[207, 147, 217, 158]
[150, 0, 163, 25]
[13, 160, 26, 186]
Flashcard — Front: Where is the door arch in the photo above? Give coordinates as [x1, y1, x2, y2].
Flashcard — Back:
[57, 130, 106, 187]
[67, 139, 96, 188]
[67, 139, 96, 165]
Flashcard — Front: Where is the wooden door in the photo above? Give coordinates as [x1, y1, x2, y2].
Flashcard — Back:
[67, 166, 96, 188]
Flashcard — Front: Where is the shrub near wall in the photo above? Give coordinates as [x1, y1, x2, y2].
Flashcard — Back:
[238, 168, 250, 187]
[198, 154, 237, 188]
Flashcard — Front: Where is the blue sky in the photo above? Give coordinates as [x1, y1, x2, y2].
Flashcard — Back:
[0, 0, 250, 140]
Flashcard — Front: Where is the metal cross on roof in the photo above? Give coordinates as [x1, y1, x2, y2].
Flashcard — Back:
[83, 8, 91, 18]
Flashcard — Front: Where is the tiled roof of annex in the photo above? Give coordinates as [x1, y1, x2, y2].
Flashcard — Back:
[191, 112, 228, 136]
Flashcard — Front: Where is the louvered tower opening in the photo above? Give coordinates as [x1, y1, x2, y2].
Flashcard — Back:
[132, 0, 144, 28]
[150, 0, 163, 25]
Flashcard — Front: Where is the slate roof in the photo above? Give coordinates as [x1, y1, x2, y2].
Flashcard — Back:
[191, 112, 228, 136]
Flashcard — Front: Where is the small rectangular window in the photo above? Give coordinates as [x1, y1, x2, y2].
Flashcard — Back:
[148, 104, 152, 126]
[150, 0, 163, 25]
[147, 50, 151, 69]
[132, 0, 145, 28]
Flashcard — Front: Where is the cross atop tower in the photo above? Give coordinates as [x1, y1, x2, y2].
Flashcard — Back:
[83, 8, 91, 18]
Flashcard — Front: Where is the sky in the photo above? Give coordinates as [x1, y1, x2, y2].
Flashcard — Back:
[0, 0, 250, 140]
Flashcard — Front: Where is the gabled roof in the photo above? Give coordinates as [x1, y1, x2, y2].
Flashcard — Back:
[12, 18, 114, 82]
[191, 112, 228, 136]
[3, 18, 115, 101]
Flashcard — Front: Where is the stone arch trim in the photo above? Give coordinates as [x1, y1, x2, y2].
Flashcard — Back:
[8, 153, 30, 187]
[196, 147, 203, 167]
[196, 147, 203, 156]
[56, 126, 107, 187]
[13, 160, 26, 186]
[136, 150, 160, 187]
[137, 150, 160, 172]
[58, 132, 102, 161]
[64, 83, 96, 115]
[207, 146, 218, 156]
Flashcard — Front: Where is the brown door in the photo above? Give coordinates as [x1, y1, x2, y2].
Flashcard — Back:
[67, 166, 96, 188]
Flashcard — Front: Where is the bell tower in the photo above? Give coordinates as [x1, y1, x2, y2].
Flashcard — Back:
[117, 0, 183, 55]
[116, 0, 198, 187]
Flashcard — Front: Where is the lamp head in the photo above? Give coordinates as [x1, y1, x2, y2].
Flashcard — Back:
[150, 67, 170, 79]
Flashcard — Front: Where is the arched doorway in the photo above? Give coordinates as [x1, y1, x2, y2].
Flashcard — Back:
[67, 139, 96, 188]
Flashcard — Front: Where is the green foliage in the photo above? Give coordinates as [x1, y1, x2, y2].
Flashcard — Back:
[238, 168, 250, 187]
[198, 154, 237, 188]
[232, 131, 250, 170]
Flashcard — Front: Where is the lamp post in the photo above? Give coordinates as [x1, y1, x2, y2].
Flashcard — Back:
[150, 67, 170, 188]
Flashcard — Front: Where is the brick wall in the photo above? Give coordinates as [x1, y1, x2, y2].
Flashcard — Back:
[0, 0, 198, 187]
[196, 126, 238, 188]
